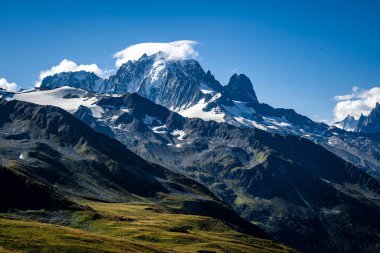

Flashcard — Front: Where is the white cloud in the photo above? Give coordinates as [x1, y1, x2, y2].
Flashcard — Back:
[0, 78, 18, 92]
[35, 59, 111, 87]
[113, 40, 199, 67]
[333, 86, 380, 121]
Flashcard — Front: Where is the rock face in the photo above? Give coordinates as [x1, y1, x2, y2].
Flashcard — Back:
[201, 70, 224, 92]
[223, 74, 258, 102]
[0, 88, 13, 100]
[40, 71, 102, 91]
[74, 105, 115, 138]
[356, 103, 380, 133]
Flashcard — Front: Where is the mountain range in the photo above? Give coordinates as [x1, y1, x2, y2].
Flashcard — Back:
[334, 103, 380, 134]
[2, 53, 380, 252]
[36, 53, 380, 180]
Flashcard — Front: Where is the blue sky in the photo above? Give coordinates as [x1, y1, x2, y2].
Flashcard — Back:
[1, 0, 380, 122]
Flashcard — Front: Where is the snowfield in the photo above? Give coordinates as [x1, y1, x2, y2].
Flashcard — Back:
[13, 86, 99, 113]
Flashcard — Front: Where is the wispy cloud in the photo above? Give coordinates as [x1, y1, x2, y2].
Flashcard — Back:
[113, 40, 199, 67]
[231, 67, 239, 73]
[333, 86, 380, 121]
[0, 77, 18, 92]
[35, 59, 112, 87]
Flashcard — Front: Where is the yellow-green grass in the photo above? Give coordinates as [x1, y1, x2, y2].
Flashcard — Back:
[0, 201, 296, 253]
[0, 217, 160, 253]
[234, 192, 257, 207]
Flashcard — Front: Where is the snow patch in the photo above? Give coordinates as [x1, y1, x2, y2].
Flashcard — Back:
[120, 106, 131, 113]
[179, 98, 225, 123]
[172, 129, 187, 140]
[263, 117, 292, 127]
[222, 100, 256, 118]
[152, 125, 168, 134]
[199, 83, 216, 95]
[90, 106, 104, 118]
[327, 136, 341, 146]
[143, 115, 162, 125]
[321, 207, 341, 215]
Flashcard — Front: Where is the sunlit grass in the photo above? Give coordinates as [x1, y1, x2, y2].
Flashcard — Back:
[0, 201, 296, 253]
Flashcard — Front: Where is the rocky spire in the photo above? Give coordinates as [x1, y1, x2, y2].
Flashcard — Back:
[223, 74, 258, 102]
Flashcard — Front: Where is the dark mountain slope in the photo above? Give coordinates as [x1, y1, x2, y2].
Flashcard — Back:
[0, 164, 79, 212]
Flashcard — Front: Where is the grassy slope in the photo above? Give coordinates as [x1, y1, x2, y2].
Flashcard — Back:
[0, 201, 295, 253]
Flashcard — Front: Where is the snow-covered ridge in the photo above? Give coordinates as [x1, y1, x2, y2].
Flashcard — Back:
[13, 86, 101, 113]
[36, 54, 325, 138]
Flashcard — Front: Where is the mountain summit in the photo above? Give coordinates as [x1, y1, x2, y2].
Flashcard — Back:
[224, 73, 258, 102]
[102, 53, 208, 110]
[356, 103, 380, 133]
[332, 114, 358, 131]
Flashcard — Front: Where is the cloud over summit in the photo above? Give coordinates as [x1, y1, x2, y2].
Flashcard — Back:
[0, 78, 18, 92]
[35, 59, 112, 87]
[113, 40, 199, 67]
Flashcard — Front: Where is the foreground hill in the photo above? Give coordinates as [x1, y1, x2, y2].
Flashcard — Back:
[0, 99, 293, 252]
[0, 201, 293, 253]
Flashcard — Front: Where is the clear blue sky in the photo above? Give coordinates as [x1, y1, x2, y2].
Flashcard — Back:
[1, 0, 380, 122]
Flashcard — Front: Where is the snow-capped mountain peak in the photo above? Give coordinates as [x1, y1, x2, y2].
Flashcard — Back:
[332, 114, 358, 131]
[40, 70, 103, 91]
[104, 53, 207, 110]
[356, 102, 380, 133]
